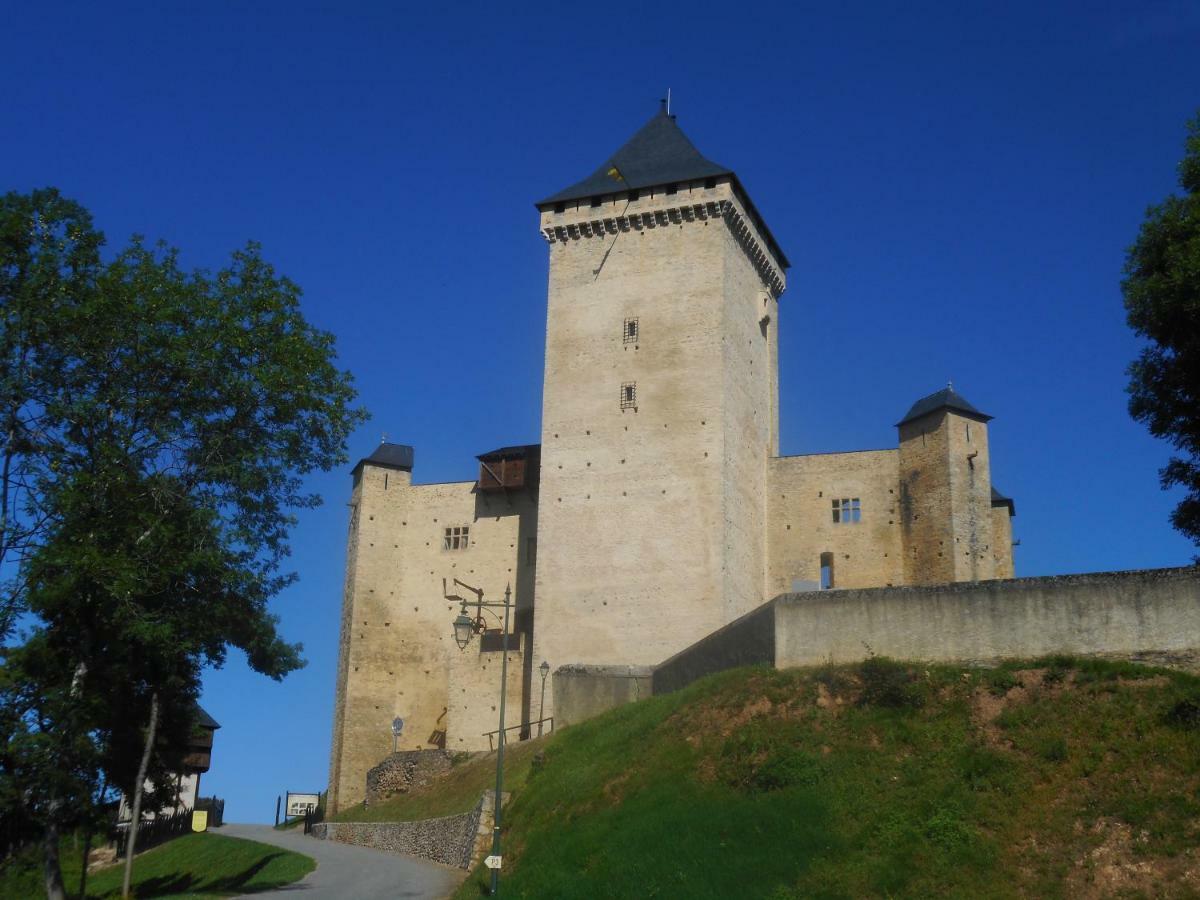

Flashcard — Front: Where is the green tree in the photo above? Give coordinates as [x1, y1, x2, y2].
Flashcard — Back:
[1124, 114, 1200, 548]
[0, 188, 368, 898]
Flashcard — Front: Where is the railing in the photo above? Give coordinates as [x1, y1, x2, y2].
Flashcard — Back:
[482, 717, 553, 751]
[111, 795, 225, 856]
[196, 795, 224, 828]
[302, 794, 326, 835]
[112, 809, 190, 858]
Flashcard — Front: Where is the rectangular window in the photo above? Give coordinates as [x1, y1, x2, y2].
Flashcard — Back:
[623, 317, 639, 343]
[831, 498, 861, 524]
[443, 525, 470, 550]
[820, 551, 834, 589]
[620, 382, 637, 410]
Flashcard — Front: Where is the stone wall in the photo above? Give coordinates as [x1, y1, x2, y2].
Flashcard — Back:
[775, 566, 1200, 671]
[652, 601, 776, 695]
[312, 790, 506, 870]
[552, 664, 653, 729]
[365, 750, 452, 805]
[328, 459, 537, 813]
[767, 450, 904, 595]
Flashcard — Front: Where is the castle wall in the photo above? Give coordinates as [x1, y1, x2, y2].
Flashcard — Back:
[767, 450, 905, 594]
[328, 466, 533, 813]
[532, 180, 782, 702]
[775, 567, 1200, 671]
[898, 414, 956, 584]
[991, 505, 1015, 578]
[945, 413, 996, 581]
[720, 192, 778, 624]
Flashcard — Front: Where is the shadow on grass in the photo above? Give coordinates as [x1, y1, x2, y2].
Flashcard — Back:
[101, 852, 301, 898]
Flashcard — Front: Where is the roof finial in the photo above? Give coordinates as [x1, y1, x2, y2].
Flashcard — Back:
[947, 380, 953, 392]
[667, 87, 671, 116]
[381, 431, 388, 444]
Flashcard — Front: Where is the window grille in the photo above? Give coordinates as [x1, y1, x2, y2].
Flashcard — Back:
[623, 318, 639, 344]
[620, 382, 637, 410]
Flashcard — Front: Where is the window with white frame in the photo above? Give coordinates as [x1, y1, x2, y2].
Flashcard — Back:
[443, 525, 470, 550]
[831, 498, 861, 524]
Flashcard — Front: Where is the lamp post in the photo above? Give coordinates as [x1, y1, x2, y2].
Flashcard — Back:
[448, 579, 514, 896]
[538, 661, 550, 736]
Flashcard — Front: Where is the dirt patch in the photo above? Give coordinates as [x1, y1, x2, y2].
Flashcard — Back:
[1118, 675, 1171, 689]
[1065, 818, 1200, 899]
[677, 691, 777, 745]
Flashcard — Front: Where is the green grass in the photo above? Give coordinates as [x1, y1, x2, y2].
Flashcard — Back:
[331, 737, 548, 823]
[0, 832, 314, 899]
[432, 658, 1200, 899]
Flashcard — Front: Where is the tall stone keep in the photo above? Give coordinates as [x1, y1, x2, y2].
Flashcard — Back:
[530, 107, 790, 682]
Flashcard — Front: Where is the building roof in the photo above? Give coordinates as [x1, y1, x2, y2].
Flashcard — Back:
[352, 442, 414, 474]
[477, 444, 540, 462]
[896, 386, 993, 427]
[195, 705, 220, 730]
[537, 107, 790, 269]
[539, 107, 734, 206]
[991, 486, 1016, 516]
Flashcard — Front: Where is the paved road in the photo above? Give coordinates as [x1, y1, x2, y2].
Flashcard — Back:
[219, 823, 464, 900]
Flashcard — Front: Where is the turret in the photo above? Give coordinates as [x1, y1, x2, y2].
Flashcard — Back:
[897, 386, 997, 584]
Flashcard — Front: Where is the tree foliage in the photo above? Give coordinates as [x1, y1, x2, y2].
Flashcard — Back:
[1124, 114, 1200, 547]
[0, 188, 367, 896]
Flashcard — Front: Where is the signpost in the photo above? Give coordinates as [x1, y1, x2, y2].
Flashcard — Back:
[484, 855, 502, 870]
[285, 792, 320, 818]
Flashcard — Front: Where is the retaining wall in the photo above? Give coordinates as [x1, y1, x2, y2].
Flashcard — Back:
[776, 566, 1200, 671]
[311, 790, 505, 870]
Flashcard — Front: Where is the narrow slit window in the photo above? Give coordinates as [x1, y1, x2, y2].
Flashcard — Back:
[831, 498, 861, 524]
[620, 382, 637, 410]
[820, 552, 834, 589]
[443, 525, 470, 551]
[623, 317, 639, 343]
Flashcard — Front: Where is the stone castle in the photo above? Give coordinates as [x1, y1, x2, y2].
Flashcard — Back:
[326, 108, 1017, 813]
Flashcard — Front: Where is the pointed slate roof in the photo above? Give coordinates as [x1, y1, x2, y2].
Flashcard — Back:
[538, 107, 789, 269]
[539, 108, 734, 205]
[896, 386, 993, 428]
[352, 441, 414, 474]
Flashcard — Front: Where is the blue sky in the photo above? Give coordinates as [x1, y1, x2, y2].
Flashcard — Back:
[4, 1, 1198, 823]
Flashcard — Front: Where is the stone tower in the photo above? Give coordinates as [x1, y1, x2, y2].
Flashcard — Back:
[897, 387, 999, 584]
[530, 108, 789, 689]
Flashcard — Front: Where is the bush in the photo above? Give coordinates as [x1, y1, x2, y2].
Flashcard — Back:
[858, 657, 924, 709]
[718, 722, 823, 793]
[1165, 697, 1200, 730]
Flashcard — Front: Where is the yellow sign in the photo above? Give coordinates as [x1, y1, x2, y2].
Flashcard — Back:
[191, 810, 208, 833]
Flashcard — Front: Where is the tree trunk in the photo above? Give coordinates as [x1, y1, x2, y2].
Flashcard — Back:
[42, 802, 66, 900]
[121, 691, 159, 899]
[78, 830, 92, 900]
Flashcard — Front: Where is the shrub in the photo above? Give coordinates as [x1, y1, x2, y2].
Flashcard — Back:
[858, 657, 923, 709]
[1165, 697, 1200, 730]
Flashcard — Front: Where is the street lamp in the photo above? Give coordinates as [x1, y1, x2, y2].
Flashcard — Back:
[446, 578, 514, 897]
[538, 661, 550, 737]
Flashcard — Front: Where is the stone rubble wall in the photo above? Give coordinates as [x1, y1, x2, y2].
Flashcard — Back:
[311, 790, 507, 870]
[365, 749, 452, 805]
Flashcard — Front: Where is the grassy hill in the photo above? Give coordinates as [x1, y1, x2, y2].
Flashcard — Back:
[437, 657, 1200, 899]
[0, 831, 314, 898]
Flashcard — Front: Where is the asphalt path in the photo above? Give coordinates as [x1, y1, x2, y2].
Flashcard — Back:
[219, 823, 464, 900]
